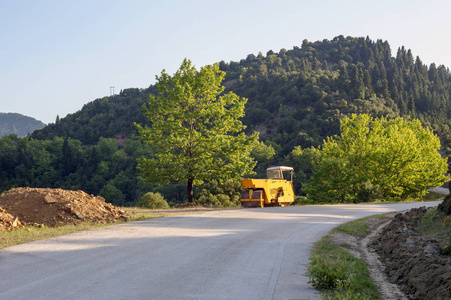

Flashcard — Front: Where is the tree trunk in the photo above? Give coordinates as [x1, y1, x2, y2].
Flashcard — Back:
[187, 177, 194, 203]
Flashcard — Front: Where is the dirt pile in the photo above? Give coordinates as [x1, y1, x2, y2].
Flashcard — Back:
[0, 206, 22, 231]
[0, 187, 130, 229]
[371, 207, 451, 299]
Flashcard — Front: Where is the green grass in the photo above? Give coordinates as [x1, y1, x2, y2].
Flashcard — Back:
[339, 242, 351, 248]
[308, 214, 392, 300]
[308, 237, 380, 300]
[332, 215, 390, 237]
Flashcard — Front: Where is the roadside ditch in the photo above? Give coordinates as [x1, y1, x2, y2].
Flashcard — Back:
[310, 202, 451, 299]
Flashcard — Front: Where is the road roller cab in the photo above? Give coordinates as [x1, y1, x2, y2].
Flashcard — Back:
[240, 166, 295, 208]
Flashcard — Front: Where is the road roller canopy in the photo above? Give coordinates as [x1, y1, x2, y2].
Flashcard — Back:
[266, 166, 294, 181]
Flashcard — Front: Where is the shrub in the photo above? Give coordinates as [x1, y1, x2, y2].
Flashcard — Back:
[195, 180, 241, 207]
[137, 192, 169, 209]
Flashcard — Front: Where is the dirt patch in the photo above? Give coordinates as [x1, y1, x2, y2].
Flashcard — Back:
[371, 207, 451, 299]
[0, 187, 129, 229]
[362, 217, 408, 300]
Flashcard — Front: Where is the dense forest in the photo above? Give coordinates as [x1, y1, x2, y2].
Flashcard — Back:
[1, 36, 451, 205]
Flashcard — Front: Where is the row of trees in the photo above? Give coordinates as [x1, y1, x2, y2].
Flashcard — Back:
[2, 113, 446, 205]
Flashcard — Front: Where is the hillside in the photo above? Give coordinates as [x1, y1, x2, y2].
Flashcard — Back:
[2, 35, 451, 205]
[0, 113, 46, 138]
[31, 87, 154, 144]
[33, 36, 451, 153]
[221, 36, 451, 155]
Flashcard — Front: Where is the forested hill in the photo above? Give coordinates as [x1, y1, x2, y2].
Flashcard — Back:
[220, 35, 451, 154]
[33, 36, 451, 154]
[2, 35, 450, 205]
[0, 113, 46, 138]
[32, 87, 155, 144]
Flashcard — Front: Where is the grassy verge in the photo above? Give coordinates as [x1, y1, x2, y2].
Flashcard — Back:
[307, 191, 447, 299]
[332, 214, 390, 237]
[309, 239, 380, 300]
[0, 207, 209, 249]
[308, 215, 391, 300]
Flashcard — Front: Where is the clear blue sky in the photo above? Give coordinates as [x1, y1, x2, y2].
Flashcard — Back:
[1, 0, 451, 124]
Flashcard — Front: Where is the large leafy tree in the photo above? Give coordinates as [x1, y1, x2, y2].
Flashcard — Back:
[303, 114, 448, 203]
[136, 58, 258, 203]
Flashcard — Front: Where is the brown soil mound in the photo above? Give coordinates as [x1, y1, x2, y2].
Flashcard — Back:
[371, 207, 451, 299]
[0, 187, 130, 228]
[0, 206, 22, 231]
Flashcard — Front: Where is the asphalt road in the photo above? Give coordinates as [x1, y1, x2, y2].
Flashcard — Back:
[0, 201, 441, 300]
[429, 186, 450, 195]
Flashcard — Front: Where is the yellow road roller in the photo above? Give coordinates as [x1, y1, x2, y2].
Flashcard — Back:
[240, 166, 295, 208]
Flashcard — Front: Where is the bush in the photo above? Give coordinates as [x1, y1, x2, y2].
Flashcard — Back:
[195, 180, 241, 207]
[137, 192, 169, 209]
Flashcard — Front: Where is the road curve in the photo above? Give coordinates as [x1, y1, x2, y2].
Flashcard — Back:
[0, 201, 441, 300]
